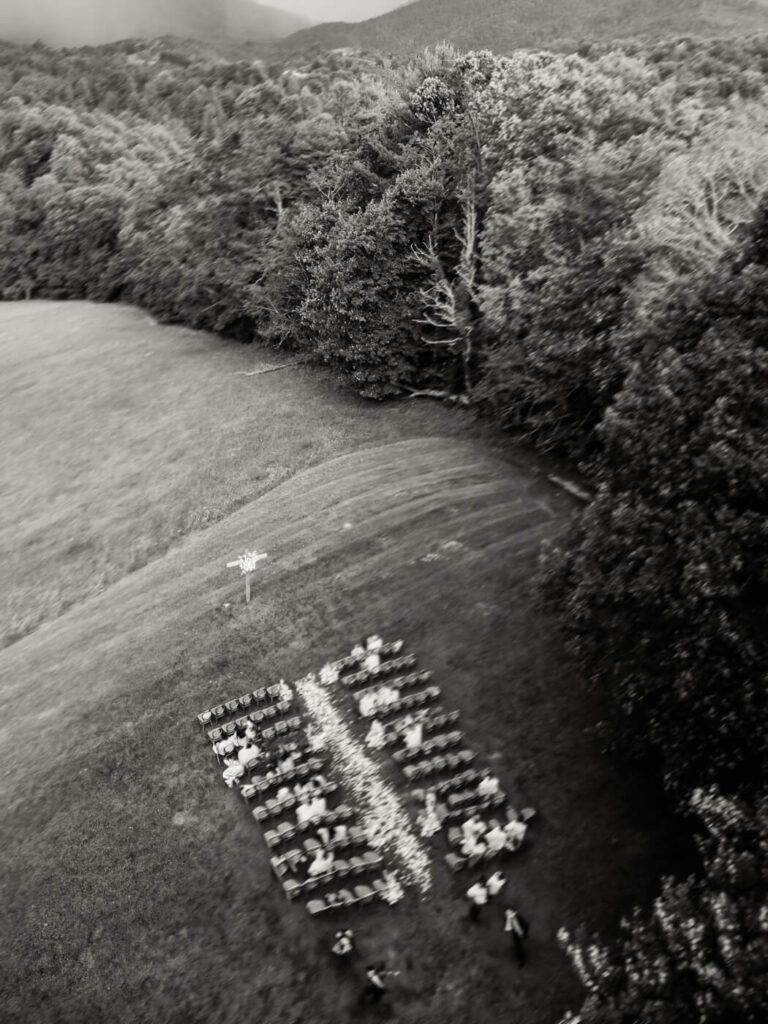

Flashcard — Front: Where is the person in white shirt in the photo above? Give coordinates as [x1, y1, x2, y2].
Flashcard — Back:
[351, 641, 366, 661]
[222, 758, 244, 788]
[359, 691, 378, 718]
[296, 802, 313, 826]
[238, 743, 260, 767]
[244, 721, 258, 743]
[485, 823, 507, 854]
[366, 634, 383, 652]
[366, 719, 386, 749]
[477, 771, 500, 798]
[364, 650, 381, 672]
[307, 849, 334, 877]
[462, 814, 486, 843]
[309, 794, 327, 820]
[276, 785, 292, 803]
[460, 834, 487, 862]
[466, 878, 489, 921]
[404, 721, 423, 752]
[504, 817, 528, 851]
[486, 870, 506, 897]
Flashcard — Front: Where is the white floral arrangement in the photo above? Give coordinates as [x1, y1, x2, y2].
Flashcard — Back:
[296, 672, 432, 894]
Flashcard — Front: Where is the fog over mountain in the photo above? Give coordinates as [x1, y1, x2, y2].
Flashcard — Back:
[282, 0, 768, 56]
[0, 0, 311, 47]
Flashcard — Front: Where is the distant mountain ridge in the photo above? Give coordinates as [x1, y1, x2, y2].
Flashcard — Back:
[280, 0, 768, 55]
[0, 0, 310, 48]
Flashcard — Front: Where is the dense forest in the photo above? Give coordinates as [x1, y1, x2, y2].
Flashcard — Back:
[2, 30, 767, 1022]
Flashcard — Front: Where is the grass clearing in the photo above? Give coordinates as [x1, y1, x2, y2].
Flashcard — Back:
[0, 301, 474, 647]
[0, 304, 692, 1024]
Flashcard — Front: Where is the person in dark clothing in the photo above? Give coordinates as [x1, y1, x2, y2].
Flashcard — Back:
[504, 907, 530, 966]
[364, 963, 387, 1002]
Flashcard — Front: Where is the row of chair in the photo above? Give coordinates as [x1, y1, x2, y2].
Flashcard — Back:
[240, 768, 335, 803]
[276, 850, 385, 894]
[342, 653, 417, 689]
[306, 876, 396, 914]
[383, 708, 461, 747]
[259, 805, 355, 846]
[401, 747, 476, 781]
[251, 787, 343, 825]
[355, 669, 431, 704]
[410, 768, 484, 803]
[441, 791, 507, 825]
[197, 683, 292, 728]
[334, 640, 405, 676]
[392, 729, 464, 763]
[362, 686, 441, 720]
[207, 704, 296, 744]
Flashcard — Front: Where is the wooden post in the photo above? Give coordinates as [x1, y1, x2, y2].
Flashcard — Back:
[245, 572, 252, 604]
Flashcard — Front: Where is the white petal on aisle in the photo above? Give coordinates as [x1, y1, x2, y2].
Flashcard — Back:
[296, 673, 432, 895]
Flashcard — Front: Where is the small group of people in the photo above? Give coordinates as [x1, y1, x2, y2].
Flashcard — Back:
[358, 683, 400, 719]
[296, 789, 328, 827]
[350, 634, 386, 676]
[460, 807, 528, 859]
[330, 933, 394, 1006]
[466, 875, 531, 965]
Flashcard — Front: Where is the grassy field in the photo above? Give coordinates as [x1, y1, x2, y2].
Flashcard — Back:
[0, 302, 691, 1024]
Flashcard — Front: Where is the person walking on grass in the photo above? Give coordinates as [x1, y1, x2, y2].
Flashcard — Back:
[466, 877, 489, 922]
[364, 963, 387, 1003]
[504, 906, 530, 966]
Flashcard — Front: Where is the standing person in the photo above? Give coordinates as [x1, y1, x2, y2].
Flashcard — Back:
[504, 906, 530, 966]
[486, 870, 506, 898]
[466, 877, 489, 922]
[364, 963, 387, 1003]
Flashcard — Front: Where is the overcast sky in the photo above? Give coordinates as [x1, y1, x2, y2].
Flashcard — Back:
[268, 0, 410, 23]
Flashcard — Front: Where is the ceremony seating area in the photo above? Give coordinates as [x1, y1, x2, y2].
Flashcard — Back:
[195, 676, 400, 915]
[195, 635, 536, 915]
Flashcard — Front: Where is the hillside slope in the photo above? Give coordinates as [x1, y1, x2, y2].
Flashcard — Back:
[0, 435, 688, 1024]
[0, 0, 310, 47]
[282, 0, 768, 55]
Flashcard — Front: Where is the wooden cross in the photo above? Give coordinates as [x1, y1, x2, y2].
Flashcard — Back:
[226, 550, 267, 603]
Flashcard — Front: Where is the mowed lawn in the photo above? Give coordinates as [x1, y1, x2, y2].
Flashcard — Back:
[0, 300, 474, 647]
[0, 303, 691, 1024]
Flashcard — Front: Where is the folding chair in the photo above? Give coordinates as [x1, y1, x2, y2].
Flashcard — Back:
[348, 856, 366, 876]
[353, 884, 375, 905]
[282, 878, 302, 901]
[333, 859, 350, 879]
[347, 826, 367, 846]
[249, 710, 264, 724]
[264, 829, 281, 848]
[371, 877, 389, 900]
[274, 721, 289, 736]
[447, 827, 463, 846]
[303, 837, 321, 855]
[252, 805, 269, 823]
[211, 705, 226, 721]
[235, 716, 248, 730]
[238, 693, 253, 709]
[336, 888, 356, 906]
[306, 898, 326, 916]
[361, 850, 383, 872]
[197, 711, 213, 730]
[270, 856, 288, 880]
[302, 876, 321, 894]
[277, 822, 296, 843]
[225, 699, 240, 714]
[262, 705, 277, 720]
[253, 687, 268, 705]
[208, 727, 224, 744]
[445, 852, 467, 872]
[262, 727, 276, 742]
